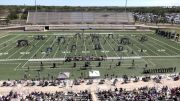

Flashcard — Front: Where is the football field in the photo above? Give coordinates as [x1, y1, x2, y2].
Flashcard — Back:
[0, 31, 180, 80]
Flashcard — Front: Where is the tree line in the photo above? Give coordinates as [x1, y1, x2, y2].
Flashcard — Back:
[0, 5, 179, 20]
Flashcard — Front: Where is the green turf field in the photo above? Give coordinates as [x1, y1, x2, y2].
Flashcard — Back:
[0, 31, 180, 80]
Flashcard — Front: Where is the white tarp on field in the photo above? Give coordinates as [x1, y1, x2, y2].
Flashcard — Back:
[89, 70, 100, 78]
[57, 72, 70, 80]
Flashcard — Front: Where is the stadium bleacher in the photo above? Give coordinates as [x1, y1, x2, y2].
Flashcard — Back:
[26, 12, 135, 30]
[27, 12, 134, 25]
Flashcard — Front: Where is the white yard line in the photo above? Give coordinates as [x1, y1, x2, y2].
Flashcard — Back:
[139, 42, 160, 56]
[0, 62, 20, 65]
[83, 35, 87, 55]
[53, 35, 65, 58]
[142, 55, 180, 58]
[17, 68, 39, 71]
[0, 34, 9, 39]
[53, 46, 59, 58]
[102, 36, 119, 57]
[74, 35, 78, 56]
[124, 35, 149, 64]
[98, 36, 108, 57]
[9, 33, 52, 36]
[128, 36, 159, 56]
[1, 35, 28, 57]
[123, 39, 139, 56]
[63, 38, 71, 58]
[50, 37, 57, 47]
[1, 55, 180, 62]
[0, 35, 20, 50]
[145, 58, 156, 67]
[107, 35, 149, 64]
[131, 42, 152, 65]
[146, 40, 170, 56]
[127, 35, 157, 66]
[90, 35, 98, 57]
[7, 39, 34, 59]
[31, 36, 53, 59]
[14, 63, 22, 71]
[21, 64, 147, 70]
[53, 47, 60, 59]
[148, 58, 180, 60]
[0, 59, 29, 61]
[128, 37, 150, 56]
[19, 40, 40, 59]
[134, 44, 149, 56]
[21, 36, 53, 68]
[147, 35, 179, 55]
[6, 46, 16, 53]
[111, 35, 129, 57]
[146, 35, 180, 52]
[53, 46, 60, 58]
[7, 47, 23, 59]
[129, 44, 150, 64]
[42, 36, 55, 58]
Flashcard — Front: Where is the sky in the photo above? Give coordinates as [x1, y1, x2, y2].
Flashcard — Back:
[0, 0, 180, 7]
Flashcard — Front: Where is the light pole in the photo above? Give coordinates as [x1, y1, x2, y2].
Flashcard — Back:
[35, 0, 37, 12]
[125, 0, 127, 13]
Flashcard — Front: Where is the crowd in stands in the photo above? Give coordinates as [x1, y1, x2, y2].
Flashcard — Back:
[1, 73, 180, 87]
[1, 80, 67, 87]
[0, 73, 179, 101]
[97, 86, 180, 101]
[133, 13, 180, 24]
[0, 91, 18, 101]
[0, 90, 92, 101]
[0, 86, 180, 101]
